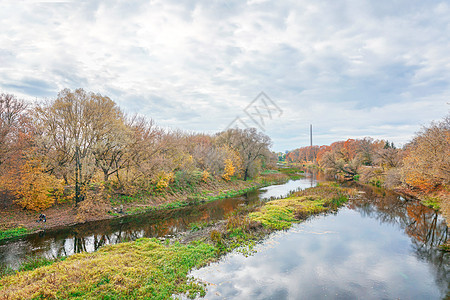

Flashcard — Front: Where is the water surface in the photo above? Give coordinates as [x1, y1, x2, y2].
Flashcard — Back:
[0, 176, 318, 269]
[190, 185, 449, 299]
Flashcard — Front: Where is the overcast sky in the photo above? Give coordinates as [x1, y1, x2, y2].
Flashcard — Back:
[1, 0, 449, 152]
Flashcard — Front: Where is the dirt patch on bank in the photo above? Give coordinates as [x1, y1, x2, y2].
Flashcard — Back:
[0, 179, 259, 237]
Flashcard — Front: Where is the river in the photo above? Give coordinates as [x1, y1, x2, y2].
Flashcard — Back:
[0, 174, 448, 299]
[0, 174, 318, 270]
[190, 182, 449, 299]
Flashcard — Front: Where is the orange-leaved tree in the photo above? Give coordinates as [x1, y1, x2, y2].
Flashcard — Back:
[4, 154, 64, 211]
[222, 158, 235, 181]
[401, 115, 450, 191]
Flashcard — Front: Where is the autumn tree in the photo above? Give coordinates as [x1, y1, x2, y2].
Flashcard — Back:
[401, 115, 450, 191]
[4, 153, 63, 211]
[34, 89, 125, 204]
[117, 116, 168, 191]
[0, 93, 28, 167]
[375, 147, 403, 170]
[217, 128, 272, 181]
[92, 109, 131, 182]
[0, 93, 40, 208]
[222, 158, 236, 181]
[319, 149, 359, 178]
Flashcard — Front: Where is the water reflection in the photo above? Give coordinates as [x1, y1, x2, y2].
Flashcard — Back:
[190, 184, 449, 299]
[347, 184, 448, 251]
[0, 177, 319, 269]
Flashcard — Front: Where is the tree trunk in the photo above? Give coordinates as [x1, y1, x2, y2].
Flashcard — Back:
[103, 170, 109, 182]
[74, 146, 83, 205]
[244, 168, 249, 181]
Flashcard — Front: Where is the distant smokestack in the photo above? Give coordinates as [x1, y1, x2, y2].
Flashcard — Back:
[310, 124, 312, 147]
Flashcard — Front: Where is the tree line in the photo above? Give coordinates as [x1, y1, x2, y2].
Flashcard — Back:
[287, 115, 449, 192]
[0, 89, 274, 211]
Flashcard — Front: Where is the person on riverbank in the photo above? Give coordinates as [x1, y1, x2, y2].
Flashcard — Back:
[38, 214, 46, 223]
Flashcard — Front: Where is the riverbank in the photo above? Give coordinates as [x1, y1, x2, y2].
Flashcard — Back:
[0, 182, 354, 299]
[394, 187, 450, 222]
[0, 172, 294, 242]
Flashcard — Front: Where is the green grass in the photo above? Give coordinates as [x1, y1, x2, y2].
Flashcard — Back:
[189, 221, 208, 232]
[1, 256, 67, 279]
[261, 169, 281, 175]
[249, 183, 354, 230]
[422, 196, 441, 210]
[0, 227, 29, 240]
[438, 243, 450, 252]
[19, 256, 66, 272]
[249, 204, 297, 230]
[0, 239, 217, 300]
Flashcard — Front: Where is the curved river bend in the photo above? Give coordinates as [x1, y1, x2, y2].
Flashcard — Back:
[0, 174, 448, 299]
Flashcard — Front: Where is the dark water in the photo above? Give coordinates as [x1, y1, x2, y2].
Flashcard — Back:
[0, 175, 319, 270]
[190, 184, 449, 299]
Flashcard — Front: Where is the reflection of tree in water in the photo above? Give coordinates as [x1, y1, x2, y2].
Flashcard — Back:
[24, 195, 250, 259]
[349, 184, 448, 250]
[348, 184, 449, 296]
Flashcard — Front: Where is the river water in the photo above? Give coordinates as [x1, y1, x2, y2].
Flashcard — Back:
[0, 174, 448, 299]
[0, 174, 318, 270]
[190, 183, 449, 299]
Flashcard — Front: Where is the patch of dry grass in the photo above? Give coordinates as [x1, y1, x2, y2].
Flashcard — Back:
[0, 239, 216, 299]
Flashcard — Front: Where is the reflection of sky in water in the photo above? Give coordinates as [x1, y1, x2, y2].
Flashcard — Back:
[191, 208, 445, 299]
[259, 175, 318, 200]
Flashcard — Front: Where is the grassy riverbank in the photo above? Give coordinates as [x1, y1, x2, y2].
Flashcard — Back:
[0, 227, 29, 240]
[0, 171, 294, 242]
[249, 182, 353, 230]
[0, 182, 355, 299]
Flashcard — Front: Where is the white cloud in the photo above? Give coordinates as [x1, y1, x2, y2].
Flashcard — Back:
[0, 0, 449, 151]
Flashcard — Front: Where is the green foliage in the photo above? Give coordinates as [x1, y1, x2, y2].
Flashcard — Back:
[189, 222, 208, 232]
[172, 170, 204, 191]
[0, 227, 28, 240]
[19, 256, 66, 273]
[110, 194, 141, 205]
[209, 215, 259, 256]
[249, 205, 296, 230]
[438, 243, 450, 252]
[422, 196, 440, 210]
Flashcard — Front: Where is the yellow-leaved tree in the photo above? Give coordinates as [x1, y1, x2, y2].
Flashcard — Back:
[222, 158, 235, 181]
[6, 156, 64, 211]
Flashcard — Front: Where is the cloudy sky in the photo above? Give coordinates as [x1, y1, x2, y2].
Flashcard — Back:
[1, 0, 449, 151]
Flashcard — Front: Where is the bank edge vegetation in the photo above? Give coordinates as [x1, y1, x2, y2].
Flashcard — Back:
[286, 114, 450, 215]
[0, 89, 275, 217]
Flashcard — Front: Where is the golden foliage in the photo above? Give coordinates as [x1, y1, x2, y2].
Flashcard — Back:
[222, 158, 235, 181]
[2, 156, 63, 211]
[201, 170, 210, 182]
[155, 171, 174, 191]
